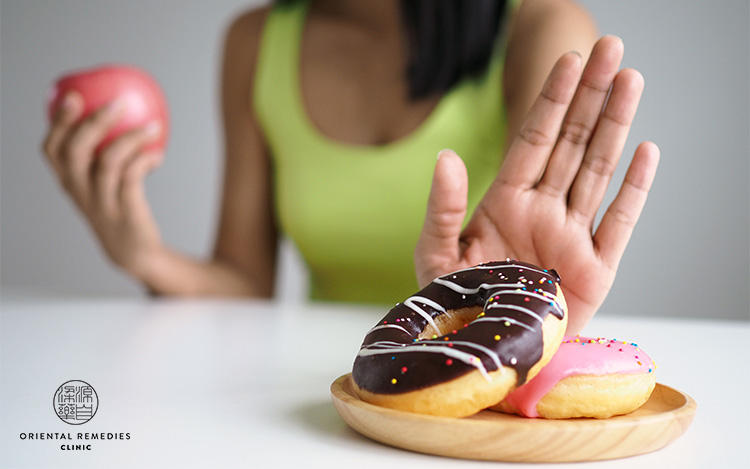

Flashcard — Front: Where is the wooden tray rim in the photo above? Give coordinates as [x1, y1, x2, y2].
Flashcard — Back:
[330, 373, 697, 462]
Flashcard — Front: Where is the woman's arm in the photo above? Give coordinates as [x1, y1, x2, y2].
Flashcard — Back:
[503, 0, 598, 144]
[210, 8, 279, 297]
[139, 8, 278, 297]
[42, 8, 277, 297]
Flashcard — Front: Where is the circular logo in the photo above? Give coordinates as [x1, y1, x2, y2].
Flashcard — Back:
[53, 380, 98, 425]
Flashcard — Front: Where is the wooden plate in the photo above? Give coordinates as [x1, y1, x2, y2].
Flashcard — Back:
[331, 374, 696, 462]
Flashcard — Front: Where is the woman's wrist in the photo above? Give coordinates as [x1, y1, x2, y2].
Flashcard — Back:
[122, 242, 174, 293]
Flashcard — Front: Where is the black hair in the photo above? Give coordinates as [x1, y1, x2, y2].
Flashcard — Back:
[401, 0, 507, 99]
[275, 0, 508, 99]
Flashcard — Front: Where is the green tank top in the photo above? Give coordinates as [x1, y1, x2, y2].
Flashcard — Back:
[255, 1, 509, 305]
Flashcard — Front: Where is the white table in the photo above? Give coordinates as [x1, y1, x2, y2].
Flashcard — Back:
[1, 296, 747, 468]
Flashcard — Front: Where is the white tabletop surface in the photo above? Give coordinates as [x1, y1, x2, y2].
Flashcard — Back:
[1, 295, 748, 468]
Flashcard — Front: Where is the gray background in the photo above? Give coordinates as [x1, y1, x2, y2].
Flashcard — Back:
[1, 0, 748, 321]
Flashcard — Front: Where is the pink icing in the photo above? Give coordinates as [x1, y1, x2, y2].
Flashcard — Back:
[502, 336, 655, 418]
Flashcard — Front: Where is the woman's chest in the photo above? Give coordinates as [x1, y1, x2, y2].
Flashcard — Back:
[299, 23, 441, 146]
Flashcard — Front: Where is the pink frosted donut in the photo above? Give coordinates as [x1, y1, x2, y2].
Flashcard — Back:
[492, 336, 656, 419]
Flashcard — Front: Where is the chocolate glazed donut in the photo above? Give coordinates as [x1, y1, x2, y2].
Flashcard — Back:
[351, 260, 568, 417]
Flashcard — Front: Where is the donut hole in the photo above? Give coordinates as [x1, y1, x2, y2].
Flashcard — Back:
[418, 306, 483, 340]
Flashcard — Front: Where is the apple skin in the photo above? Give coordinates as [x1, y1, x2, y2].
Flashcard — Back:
[48, 65, 169, 154]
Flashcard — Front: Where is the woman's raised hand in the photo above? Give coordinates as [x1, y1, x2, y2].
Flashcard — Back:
[42, 92, 165, 279]
[415, 36, 660, 333]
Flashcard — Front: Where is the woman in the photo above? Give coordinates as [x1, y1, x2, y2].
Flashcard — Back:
[42, 0, 659, 333]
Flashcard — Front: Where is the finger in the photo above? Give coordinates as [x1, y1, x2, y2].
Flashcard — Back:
[119, 150, 164, 221]
[567, 68, 645, 224]
[538, 36, 624, 197]
[95, 122, 162, 216]
[42, 92, 84, 173]
[59, 100, 123, 203]
[593, 141, 659, 269]
[497, 52, 583, 189]
[415, 150, 468, 279]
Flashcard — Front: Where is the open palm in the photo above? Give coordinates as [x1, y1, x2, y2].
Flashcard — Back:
[415, 37, 660, 333]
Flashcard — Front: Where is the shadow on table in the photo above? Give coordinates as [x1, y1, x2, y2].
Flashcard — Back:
[291, 399, 364, 439]
[289, 400, 390, 446]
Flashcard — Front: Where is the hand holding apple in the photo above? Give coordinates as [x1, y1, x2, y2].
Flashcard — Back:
[42, 64, 170, 279]
[47, 64, 169, 153]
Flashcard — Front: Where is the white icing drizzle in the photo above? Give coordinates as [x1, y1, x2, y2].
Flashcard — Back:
[484, 303, 544, 323]
[433, 278, 525, 295]
[402, 296, 443, 334]
[471, 316, 536, 332]
[436, 262, 555, 281]
[431, 340, 503, 369]
[358, 342, 491, 380]
[367, 324, 410, 335]
[487, 290, 564, 316]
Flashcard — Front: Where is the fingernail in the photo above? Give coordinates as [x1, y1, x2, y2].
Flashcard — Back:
[105, 98, 125, 115]
[144, 121, 161, 137]
[62, 92, 77, 110]
[58, 92, 82, 118]
[437, 149, 452, 160]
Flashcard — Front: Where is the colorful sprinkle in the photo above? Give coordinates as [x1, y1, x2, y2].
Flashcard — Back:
[446, 359, 453, 366]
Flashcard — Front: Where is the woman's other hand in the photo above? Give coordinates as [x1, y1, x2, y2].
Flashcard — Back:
[42, 92, 165, 279]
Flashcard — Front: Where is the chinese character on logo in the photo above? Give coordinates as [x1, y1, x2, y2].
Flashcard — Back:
[53, 380, 98, 425]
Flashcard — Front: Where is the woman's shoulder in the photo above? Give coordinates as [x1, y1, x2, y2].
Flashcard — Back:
[223, 6, 272, 53]
[505, 0, 597, 81]
[501, 0, 597, 139]
[513, 0, 594, 32]
[220, 5, 274, 100]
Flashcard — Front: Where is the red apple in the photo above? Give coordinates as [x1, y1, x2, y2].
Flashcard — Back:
[48, 64, 169, 154]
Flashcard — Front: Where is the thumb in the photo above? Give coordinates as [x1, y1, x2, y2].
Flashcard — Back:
[415, 149, 468, 285]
